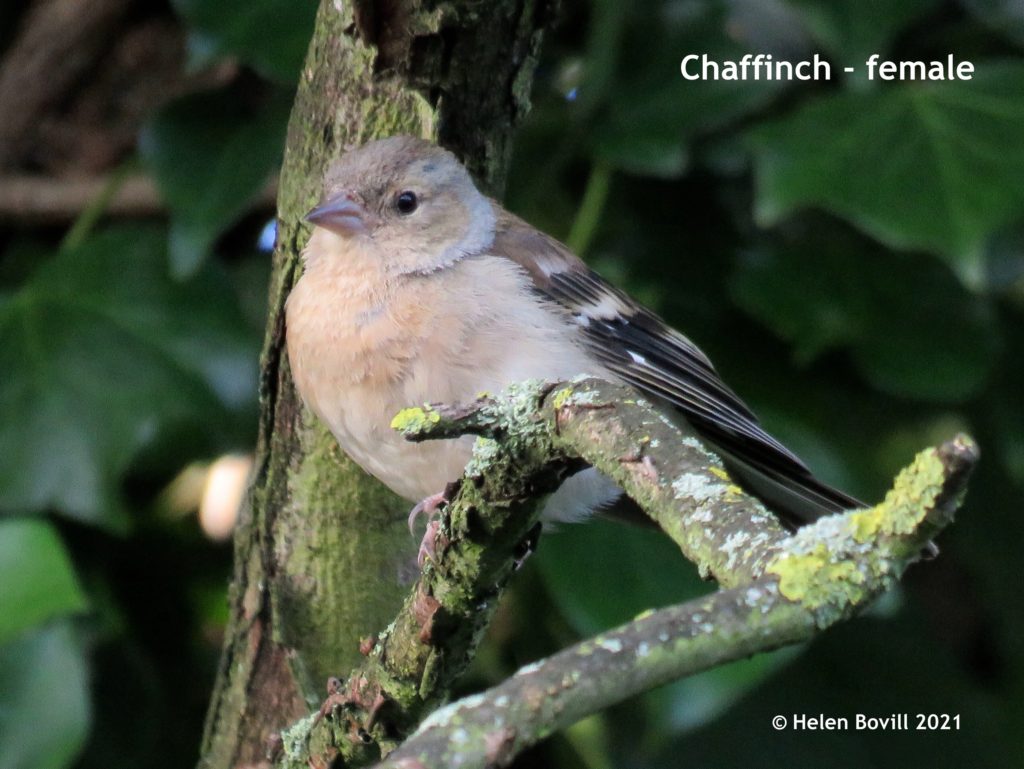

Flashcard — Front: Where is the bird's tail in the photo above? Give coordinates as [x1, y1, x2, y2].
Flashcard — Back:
[719, 449, 862, 529]
[721, 449, 939, 557]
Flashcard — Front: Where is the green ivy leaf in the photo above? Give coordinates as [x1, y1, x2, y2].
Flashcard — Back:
[600, 54, 782, 161]
[537, 519, 708, 636]
[139, 89, 289, 278]
[851, 297, 998, 401]
[731, 233, 999, 401]
[591, 1, 791, 177]
[730, 245, 866, 364]
[785, 0, 942, 64]
[0, 622, 91, 769]
[0, 227, 258, 528]
[750, 62, 1024, 286]
[170, 0, 317, 82]
[961, 0, 1024, 47]
[0, 519, 87, 646]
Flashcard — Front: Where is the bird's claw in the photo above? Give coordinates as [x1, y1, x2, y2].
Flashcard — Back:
[417, 519, 442, 567]
[408, 491, 447, 535]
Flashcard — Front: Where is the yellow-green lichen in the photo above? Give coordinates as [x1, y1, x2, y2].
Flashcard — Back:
[766, 544, 866, 611]
[850, 448, 946, 543]
[708, 466, 731, 482]
[764, 440, 963, 618]
[550, 386, 574, 411]
[390, 405, 441, 434]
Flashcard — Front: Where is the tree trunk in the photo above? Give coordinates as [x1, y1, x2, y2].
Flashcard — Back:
[196, 2, 555, 768]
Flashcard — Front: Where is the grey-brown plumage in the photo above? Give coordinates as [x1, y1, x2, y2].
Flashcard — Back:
[287, 135, 863, 530]
[491, 210, 863, 527]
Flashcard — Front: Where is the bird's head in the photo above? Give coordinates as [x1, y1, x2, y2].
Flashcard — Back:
[304, 136, 496, 275]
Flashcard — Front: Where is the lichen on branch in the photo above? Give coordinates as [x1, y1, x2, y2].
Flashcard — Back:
[373, 409, 974, 769]
[398, 378, 793, 586]
[279, 381, 586, 767]
[277, 378, 976, 769]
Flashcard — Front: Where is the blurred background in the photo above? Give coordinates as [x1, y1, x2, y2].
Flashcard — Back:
[1, 0, 1022, 767]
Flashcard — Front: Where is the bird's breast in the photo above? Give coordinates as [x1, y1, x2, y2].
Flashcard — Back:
[285, 251, 601, 500]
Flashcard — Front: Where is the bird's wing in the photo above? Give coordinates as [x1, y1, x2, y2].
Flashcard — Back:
[490, 209, 862, 525]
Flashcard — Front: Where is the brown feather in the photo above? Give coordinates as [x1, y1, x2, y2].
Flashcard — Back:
[487, 207, 864, 526]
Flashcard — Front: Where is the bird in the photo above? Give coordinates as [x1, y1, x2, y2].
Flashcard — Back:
[285, 135, 863, 543]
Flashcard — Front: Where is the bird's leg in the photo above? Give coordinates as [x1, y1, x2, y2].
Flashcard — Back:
[417, 519, 443, 567]
[409, 484, 458, 567]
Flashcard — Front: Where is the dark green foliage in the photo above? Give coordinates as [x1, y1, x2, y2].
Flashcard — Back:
[0, 520, 87, 646]
[0, 227, 259, 526]
[2, 0, 1022, 767]
[499, 0, 1024, 765]
[750, 62, 1024, 282]
[140, 90, 291, 277]
[170, 0, 318, 82]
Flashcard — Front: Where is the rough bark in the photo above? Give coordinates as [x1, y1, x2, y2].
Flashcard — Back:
[197, 2, 556, 769]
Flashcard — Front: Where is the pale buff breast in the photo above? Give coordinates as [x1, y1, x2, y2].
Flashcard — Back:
[286, 233, 602, 502]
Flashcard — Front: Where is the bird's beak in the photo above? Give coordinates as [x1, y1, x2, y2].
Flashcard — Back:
[305, 193, 372, 236]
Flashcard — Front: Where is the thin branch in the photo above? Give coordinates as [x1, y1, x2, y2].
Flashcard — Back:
[0, 173, 277, 223]
[377, 586, 809, 769]
[273, 378, 976, 768]
[401, 378, 791, 586]
[371, 432, 974, 769]
[544, 379, 793, 586]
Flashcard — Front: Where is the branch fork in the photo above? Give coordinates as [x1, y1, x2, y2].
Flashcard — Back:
[278, 378, 977, 769]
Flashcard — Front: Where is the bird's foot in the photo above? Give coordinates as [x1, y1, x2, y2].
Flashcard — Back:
[417, 519, 443, 567]
[407, 490, 448, 535]
[409, 490, 451, 567]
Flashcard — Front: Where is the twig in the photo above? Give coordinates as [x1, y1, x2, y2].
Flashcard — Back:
[400, 379, 791, 586]
[371, 433, 974, 768]
[542, 379, 792, 585]
[0, 173, 278, 224]
[273, 378, 975, 768]
[277, 382, 585, 767]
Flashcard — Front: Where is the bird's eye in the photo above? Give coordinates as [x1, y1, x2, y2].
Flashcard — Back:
[395, 191, 418, 215]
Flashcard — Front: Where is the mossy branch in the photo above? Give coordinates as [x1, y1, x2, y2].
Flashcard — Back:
[275, 378, 976, 768]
